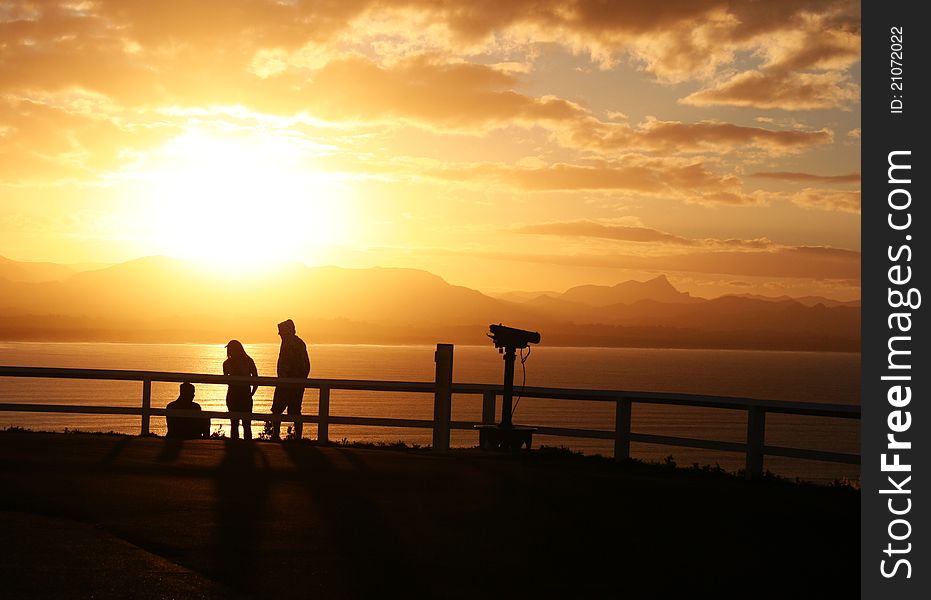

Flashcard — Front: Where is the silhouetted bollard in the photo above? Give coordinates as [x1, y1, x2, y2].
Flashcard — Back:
[433, 344, 453, 452]
[318, 386, 330, 444]
[482, 390, 496, 425]
[141, 379, 151, 436]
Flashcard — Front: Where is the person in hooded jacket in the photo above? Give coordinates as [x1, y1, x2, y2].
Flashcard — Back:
[271, 319, 310, 440]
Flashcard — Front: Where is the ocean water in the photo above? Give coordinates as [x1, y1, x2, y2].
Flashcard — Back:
[0, 342, 860, 483]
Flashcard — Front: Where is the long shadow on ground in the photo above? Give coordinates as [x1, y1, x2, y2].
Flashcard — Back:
[0, 433, 858, 599]
[279, 442, 429, 598]
[212, 441, 271, 592]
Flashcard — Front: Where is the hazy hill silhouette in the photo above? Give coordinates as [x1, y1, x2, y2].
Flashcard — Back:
[561, 275, 697, 306]
[0, 255, 859, 350]
[491, 289, 561, 303]
[723, 293, 860, 308]
[0, 255, 86, 283]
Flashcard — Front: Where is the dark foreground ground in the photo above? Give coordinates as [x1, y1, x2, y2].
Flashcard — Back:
[0, 432, 857, 599]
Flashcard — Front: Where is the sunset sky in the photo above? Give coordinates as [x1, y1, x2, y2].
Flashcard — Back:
[0, 0, 860, 299]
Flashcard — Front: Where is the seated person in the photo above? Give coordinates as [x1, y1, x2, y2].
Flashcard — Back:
[166, 382, 210, 439]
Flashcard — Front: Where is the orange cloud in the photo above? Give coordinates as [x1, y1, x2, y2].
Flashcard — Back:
[567, 118, 833, 155]
[301, 55, 581, 129]
[750, 171, 860, 184]
[513, 220, 777, 250]
[419, 157, 758, 205]
[298, 57, 833, 155]
[0, 97, 180, 182]
[1, 0, 859, 112]
[681, 70, 859, 111]
[514, 221, 699, 246]
[789, 189, 861, 213]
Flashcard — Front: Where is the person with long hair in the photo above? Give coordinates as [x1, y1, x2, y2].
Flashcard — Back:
[223, 339, 258, 440]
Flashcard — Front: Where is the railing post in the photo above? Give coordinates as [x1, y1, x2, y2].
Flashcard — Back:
[433, 344, 454, 452]
[746, 406, 766, 480]
[140, 378, 151, 436]
[481, 389, 496, 424]
[614, 398, 632, 461]
[318, 386, 330, 444]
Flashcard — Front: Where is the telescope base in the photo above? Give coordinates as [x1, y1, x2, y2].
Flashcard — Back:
[475, 424, 537, 452]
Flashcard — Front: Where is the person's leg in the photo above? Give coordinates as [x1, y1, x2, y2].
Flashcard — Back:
[270, 388, 286, 440]
[230, 419, 240, 439]
[242, 399, 253, 440]
[288, 390, 304, 440]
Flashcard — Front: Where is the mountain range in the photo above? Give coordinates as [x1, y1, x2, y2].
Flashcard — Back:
[0, 255, 859, 351]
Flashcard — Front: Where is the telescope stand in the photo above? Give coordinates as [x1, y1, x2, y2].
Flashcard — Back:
[476, 345, 536, 451]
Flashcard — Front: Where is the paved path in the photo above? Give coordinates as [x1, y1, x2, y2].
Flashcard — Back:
[0, 433, 858, 598]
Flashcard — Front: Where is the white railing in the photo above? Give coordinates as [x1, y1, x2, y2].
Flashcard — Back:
[0, 344, 860, 479]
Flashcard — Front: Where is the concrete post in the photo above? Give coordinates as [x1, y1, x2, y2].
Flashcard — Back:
[433, 344, 454, 452]
[318, 386, 330, 444]
[614, 398, 632, 461]
[481, 389, 496, 424]
[141, 378, 151, 436]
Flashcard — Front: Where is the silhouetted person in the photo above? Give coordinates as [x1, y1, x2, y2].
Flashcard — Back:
[223, 339, 258, 440]
[271, 319, 310, 440]
[166, 382, 210, 439]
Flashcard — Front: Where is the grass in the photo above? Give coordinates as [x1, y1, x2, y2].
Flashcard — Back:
[332, 437, 426, 451]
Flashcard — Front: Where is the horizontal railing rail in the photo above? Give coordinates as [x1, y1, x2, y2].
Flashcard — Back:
[0, 348, 861, 479]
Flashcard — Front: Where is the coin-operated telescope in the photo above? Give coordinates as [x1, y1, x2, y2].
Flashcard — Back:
[488, 324, 541, 351]
[487, 324, 540, 429]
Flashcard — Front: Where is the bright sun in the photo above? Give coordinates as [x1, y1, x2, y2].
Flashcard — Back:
[136, 129, 355, 273]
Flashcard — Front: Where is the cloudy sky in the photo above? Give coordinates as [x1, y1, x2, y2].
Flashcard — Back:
[0, 0, 860, 298]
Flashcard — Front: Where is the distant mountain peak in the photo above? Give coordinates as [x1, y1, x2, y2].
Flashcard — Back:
[623, 274, 675, 291]
[563, 275, 692, 307]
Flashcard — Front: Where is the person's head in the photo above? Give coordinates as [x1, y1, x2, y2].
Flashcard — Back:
[179, 382, 195, 402]
[277, 319, 296, 337]
[226, 339, 247, 359]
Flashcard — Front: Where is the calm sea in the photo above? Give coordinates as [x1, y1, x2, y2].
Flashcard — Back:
[0, 342, 860, 484]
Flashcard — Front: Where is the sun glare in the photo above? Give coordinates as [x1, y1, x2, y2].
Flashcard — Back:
[137, 129, 355, 274]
